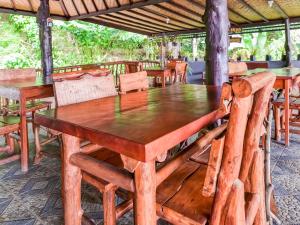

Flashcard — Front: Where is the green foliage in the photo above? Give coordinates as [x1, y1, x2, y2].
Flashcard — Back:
[1, 13, 300, 69]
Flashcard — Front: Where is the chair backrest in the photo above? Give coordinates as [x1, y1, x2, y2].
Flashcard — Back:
[175, 62, 188, 83]
[246, 61, 269, 70]
[125, 62, 143, 74]
[119, 71, 149, 94]
[0, 68, 36, 80]
[209, 71, 275, 225]
[228, 62, 248, 76]
[53, 69, 117, 107]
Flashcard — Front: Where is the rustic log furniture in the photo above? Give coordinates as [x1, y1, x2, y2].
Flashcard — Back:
[119, 71, 149, 94]
[35, 68, 134, 224]
[124, 61, 143, 74]
[228, 61, 248, 77]
[174, 62, 188, 84]
[155, 72, 276, 225]
[34, 84, 224, 225]
[0, 115, 21, 165]
[229, 67, 300, 146]
[0, 69, 53, 172]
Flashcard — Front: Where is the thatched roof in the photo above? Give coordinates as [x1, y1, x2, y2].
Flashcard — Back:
[1, 0, 300, 36]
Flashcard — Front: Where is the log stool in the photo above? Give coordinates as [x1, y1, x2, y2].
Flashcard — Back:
[0, 116, 20, 165]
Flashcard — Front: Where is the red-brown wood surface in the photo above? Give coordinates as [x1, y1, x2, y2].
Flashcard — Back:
[145, 68, 173, 88]
[35, 84, 222, 162]
[0, 76, 53, 172]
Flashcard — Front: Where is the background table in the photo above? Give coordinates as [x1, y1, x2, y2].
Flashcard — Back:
[230, 67, 300, 146]
[0, 77, 53, 171]
[145, 68, 173, 87]
[35, 84, 223, 225]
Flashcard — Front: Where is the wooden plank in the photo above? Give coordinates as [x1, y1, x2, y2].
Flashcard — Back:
[70, 0, 171, 20]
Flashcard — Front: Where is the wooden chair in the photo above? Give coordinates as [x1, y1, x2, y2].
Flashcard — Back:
[68, 72, 276, 225]
[228, 61, 248, 76]
[174, 62, 188, 84]
[124, 62, 143, 74]
[273, 76, 300, 140]
[119, 71, 149, 94]
[155, 71, 276, 225]
[34, 69, 131, 224]
[0, 115, 21, 165]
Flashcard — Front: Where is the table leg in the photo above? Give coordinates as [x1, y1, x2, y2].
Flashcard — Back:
[20, 95, 29, 172]
[134, 161, 156, 225]
[162, 74, 166, 88]
[284, 80, 290, 146]
[62, 134, 83, 225]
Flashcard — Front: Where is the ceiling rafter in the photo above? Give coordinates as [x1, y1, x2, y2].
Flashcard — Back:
[116, 11, 181, 31]
[27, 0, 34, 12]
[153, 4, 203, 26]
[69, 0, 171, 20]
[71, 0, 80, 16]
[103, 0, 109, 10]
[188, 0, 244, 26]
[101, 13, 173, 32]
[58, 0, 69, 17]
[81, 0, 89, 14]
[82, 18, 152, 35]
[10, 0, 16, 10]
[125, 9, 186, 30]
[90, 0, 98, 11]
[98, 14, 165, 33]
[139, 7, 197, 29]
[273, 0, 288, 19]
[237, 0, 269, 22]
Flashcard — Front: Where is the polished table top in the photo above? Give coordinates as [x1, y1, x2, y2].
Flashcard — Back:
[35, 84, 222, 162]
[0, 76, 52, 89]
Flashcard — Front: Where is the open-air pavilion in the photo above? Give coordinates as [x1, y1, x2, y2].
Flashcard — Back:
[0, 0, 300, 225]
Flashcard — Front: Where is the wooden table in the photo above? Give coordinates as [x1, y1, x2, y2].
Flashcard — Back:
[230, 67, 300, 146]
[0, 76, 53, 172]
[145, 68, 173, 87]
[34, 84, 223, 225]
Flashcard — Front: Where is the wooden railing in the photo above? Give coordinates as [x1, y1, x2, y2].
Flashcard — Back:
[37, 60, 161, 86]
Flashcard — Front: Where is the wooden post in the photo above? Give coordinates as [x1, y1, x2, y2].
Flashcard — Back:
[285, 18, 292, 67]
[204, 0, 230, 86]
[192, 38, 199, 60]
[160, 38, 166, 68]
[37, 0, 53, 79]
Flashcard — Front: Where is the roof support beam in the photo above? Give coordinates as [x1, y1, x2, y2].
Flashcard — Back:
[82, 18, 151, 35]
[237, 0, 269, 22]
[69, 0, 171, 20]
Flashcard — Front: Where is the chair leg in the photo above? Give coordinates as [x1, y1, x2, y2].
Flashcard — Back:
[103, 187, 117, 225]
[34, 125, 42, 164]
[274, 106, 281, 141]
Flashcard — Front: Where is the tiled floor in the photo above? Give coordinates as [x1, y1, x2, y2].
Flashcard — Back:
[0, 130, 300, 225]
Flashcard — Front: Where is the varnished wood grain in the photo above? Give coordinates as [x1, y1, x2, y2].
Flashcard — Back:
[35, 84, 222, 162]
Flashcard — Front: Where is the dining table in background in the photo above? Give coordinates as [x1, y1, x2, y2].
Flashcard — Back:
[34, 84, 224, 225]
[230, 67, 300, 146]
[145, 68, 173, 88]
[0, 76, 53, 172]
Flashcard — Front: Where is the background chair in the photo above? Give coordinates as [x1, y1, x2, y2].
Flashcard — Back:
[174, 62, 188, 84]
[119, 71, 149, 94]
[0, 115, 21, 165]
[125, 62, 143, 74]
[34, 68, 132, 224]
